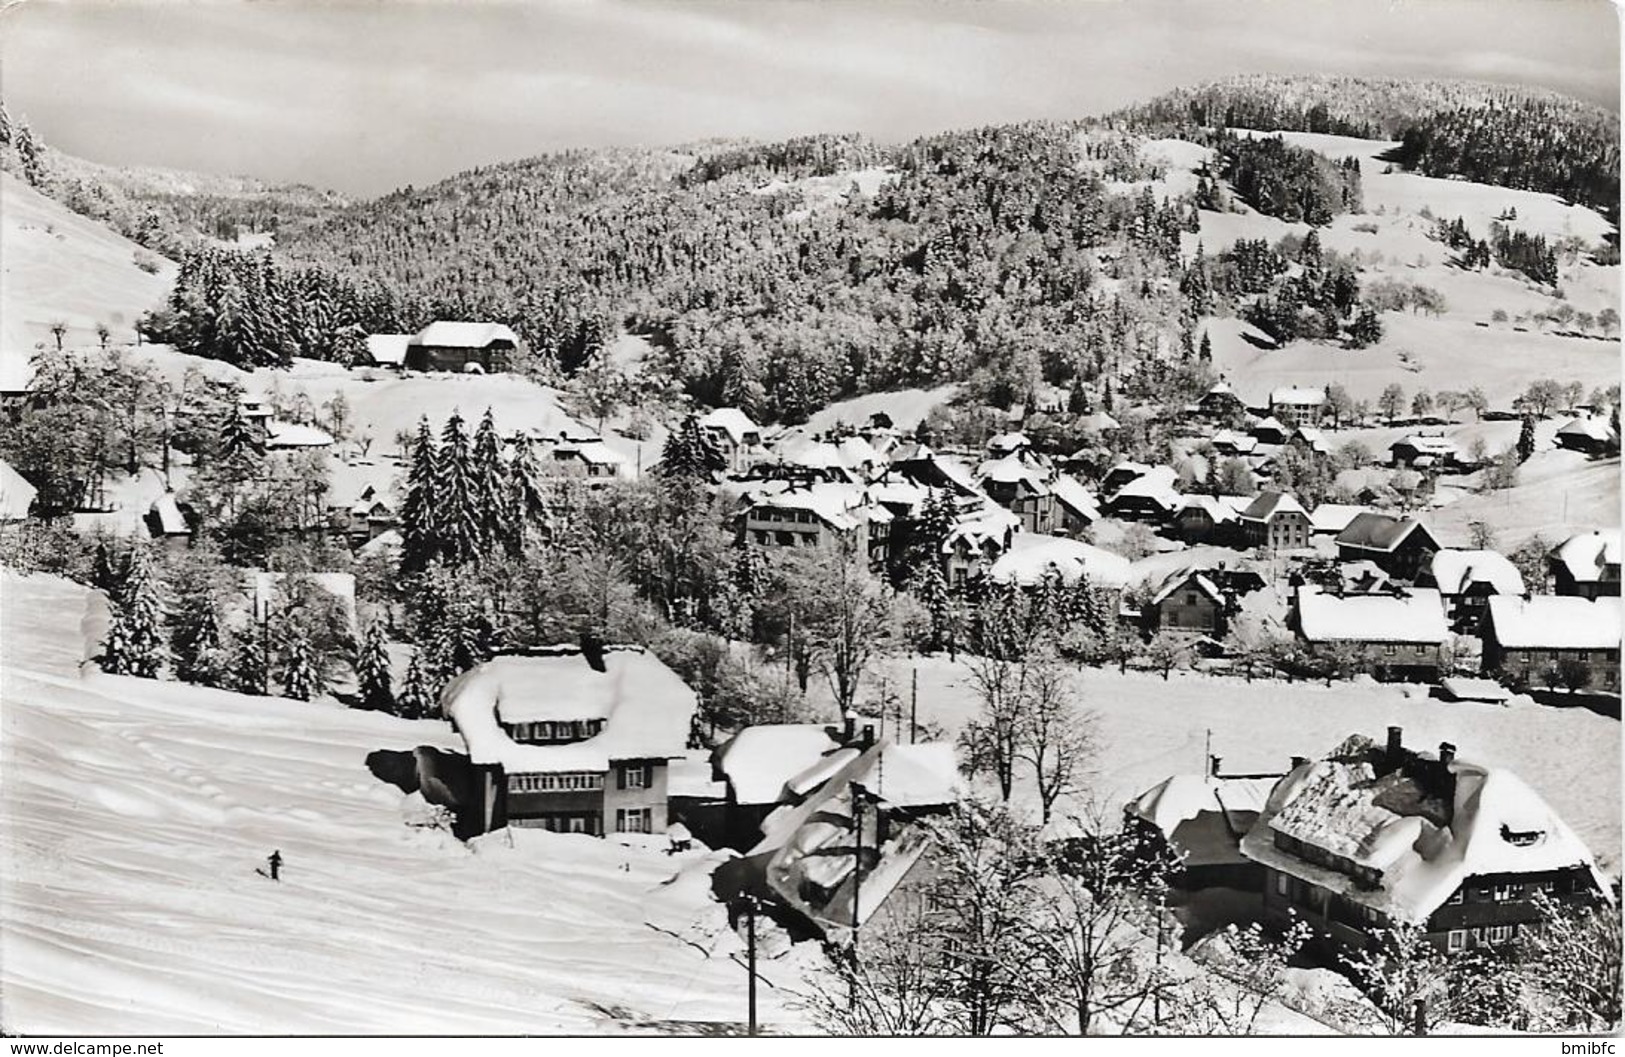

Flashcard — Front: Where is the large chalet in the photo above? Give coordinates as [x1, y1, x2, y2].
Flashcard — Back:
[1242, 728, 1609, 956]
[441, 645, 699, 837]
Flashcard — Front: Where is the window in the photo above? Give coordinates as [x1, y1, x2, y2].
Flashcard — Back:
[1446, 929, 1467, 953]
[622, 764, 648, 789]
[1275, 872, 1290, 897]
[1414, 644, 1427, 656]
[1485, 925, 1516, 945]
[1446, 889, 1464, 906]
[1384, 644, 1397, 656]
[616, 808, 651, 834]
[1493, 882, 1518, 902]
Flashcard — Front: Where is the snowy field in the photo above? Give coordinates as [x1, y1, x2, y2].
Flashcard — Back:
[0, 570, 814, 1034]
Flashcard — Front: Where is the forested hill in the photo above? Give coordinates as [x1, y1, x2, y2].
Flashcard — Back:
[1113, 74, 1621, 222]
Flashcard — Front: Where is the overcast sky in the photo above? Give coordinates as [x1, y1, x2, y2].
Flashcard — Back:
[2, 0, 1618, 197]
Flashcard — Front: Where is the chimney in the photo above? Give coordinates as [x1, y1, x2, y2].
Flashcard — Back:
[579, 632, 606, 673]
[1438, 742, 1456, 767]
[1290, 755, 1308, 770]
[1209, 754, 1223, 778]
[842, 709, 857, 744]
[861, 723, 876, 748]
[1386, 725, 1404, 769]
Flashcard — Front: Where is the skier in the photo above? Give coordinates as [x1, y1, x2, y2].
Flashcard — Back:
[267, 849, 282, 881]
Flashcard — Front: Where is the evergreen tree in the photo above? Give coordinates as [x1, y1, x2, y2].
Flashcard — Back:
[1198, 330, 1212, 363]
[220, 400, 263, 468]
[506, 434, 550, 550]
[397, 651, 438, 720]
[917, 559, 952, 651]
[660, 415, 726, 480]
[433, 411, 482, 566]
[91, 540, 124, 600]
[1348, 306, 1384, 349]
[1517, 415, 1537, 463]
[469, 408, 512, 554]
[101, 546, 164, 678]
[225, 630, 267, 695]
[355, 620, 394, 712]
[398, 416, 439, 574]
[173, 593, 224, 685]
[281, 631, 322, 701]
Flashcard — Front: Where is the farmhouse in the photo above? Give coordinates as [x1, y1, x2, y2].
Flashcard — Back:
[1242, 727, 1609, 956]
[1480, 596, 1622, 693]
[1145, 567, 1229, 636]
[404, 321, 519, 374]
[1334, 513, 1440, 582]
[1293, 585, 1448, 682]
[360, 333, 411, 370]
[1102, 465, 1181, 522]
[1268, 386, 1326, 428]
[441, 645, 699, 837]
[1549, 529, 1621, 598]
[1554, 414, 1615, 455]
[1289, 426, 1331, 458]
[1197, 379, 1246, 421]
[547, 437, 629, 481]
[264, 421, 335, 451]
[1238, 490, 1311, 554]
[1389, 433, 1460, 470]
[1174, 494, 1250, 545]
[1249, 416, 1289, 445]
[1421, 549, 1526, 633]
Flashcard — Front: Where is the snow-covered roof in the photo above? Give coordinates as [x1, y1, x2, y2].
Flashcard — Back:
[265, 421, 335, 449]
[1270, 386, 1326, 407]
[413, 321, 520, 349]
[441, 648, 699, 773]
[1077, 410, 1120, 433]
[1551, 530, 1622, 585]
[0, 350, 35, 394]
[1210, 429, 1258, 454]
[1108, 465, 1181, 509]
[1556, 415, 1614, 442]
[987, 431, 1030, 453]
[1150, 567, 1223, 606]
[714, 724, 845, 806]
[1206, 379, 1236, 397]
[976, 453, 1050, 493]
[1439, 677, 1511, 703]
[1239, 490, 1308, 522]
[1127, 774, 1276, 838]
[942, 502, 1020, 555]
[746, 481, 890, 531]
[1485, 596, 1622, 651]
[553, 439, 628, 467]
[1050, 476, 1100, 522]
[1295, 586, 1448, 645]
[1251, 416, 1288, 437]
[147, 493, 190, 536]
[1309, 504, 1371, 534]
[698, 407, 760, 445]
[1177, 494, 1251, 524]
[988, 532, 1132, 588]
[1392, 434, 1459, 456]
[1241, 738, 1608, 926]
[667, 751, 727, 799]
[0, 457, 37, 521]
[1428, 550, 1525, 597]
[364, 333, 411, 366]
[1335, 512, 1436, 553]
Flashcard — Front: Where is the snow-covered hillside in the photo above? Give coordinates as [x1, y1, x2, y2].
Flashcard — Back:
[0, 570, 808, 1034]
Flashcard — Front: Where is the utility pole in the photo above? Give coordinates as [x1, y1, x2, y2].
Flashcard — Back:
[910, 667, 918, 744]
[848, 781, 864, 1011]
[746, 895, 759, 1036]
[1153, 894, 1165, 1027]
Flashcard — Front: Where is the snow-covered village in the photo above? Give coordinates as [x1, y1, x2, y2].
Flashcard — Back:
[0, 0, 1620, 1042]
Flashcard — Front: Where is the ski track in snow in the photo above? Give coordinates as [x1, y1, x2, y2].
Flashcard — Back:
[1, 571, 811, 1034]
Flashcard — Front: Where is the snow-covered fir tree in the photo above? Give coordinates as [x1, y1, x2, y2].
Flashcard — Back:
[396, 651, 438, 720]
[398, 416, 439, 574]
[101, 546, 165, 678]
[355, 619, 394, 712]
[433, 410, 482, 566]
[469, 407, 513, 553]
[280, 631, 322, 701]
[659, 415, 725, 480]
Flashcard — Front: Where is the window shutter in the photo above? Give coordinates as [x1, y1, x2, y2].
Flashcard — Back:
[643, 763, 654, 789]
[617, 765, 626, 790]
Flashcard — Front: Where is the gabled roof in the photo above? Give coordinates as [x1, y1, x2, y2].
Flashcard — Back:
[0, 457, 37, 521]
[1551, 529, 1622, 584]
[1335, 512, 1438, 553]
[1107, 465, 1181, 508]
[746, 481, 890, 531]
[1427, 549, 1525, 597]
[1239, 489, 1308, 522]
[698, 407, 761, 445]
[265, 421, 335, 449]
[1556, 415, 1614, 443]
[1177, 494, 1252, 524]
[713, 724, 845, 806]
[364, 333, 412, 366]
[1485, 596, 1622, 651]
[413, 321, 520, 349]
[1309, 504, 1371, 534]
[147, 493, 191, 536]
[1240, 735, 1607, 926]
[976, 453, 1050, 494]
[1295, 586, 1448, 644]
[1150, 567, 1225, 606]
[1391, 434, 1459, 458]
[441, 647, 699, 773]
[1269, 385, 1326, 406]
[1250, 415, 1288, 436]
[1050, 476, 1100, 522]
[1077, 410, 1120, 433]
[1127, 774, 1277, 866]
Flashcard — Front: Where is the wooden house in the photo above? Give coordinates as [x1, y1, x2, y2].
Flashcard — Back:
[404, 321, 519, 373]
[1549, 530, 1621, 599]
[1293, 585, 1448, 682]
[1420, 549, 1526, 633]
[1481, 596, 1621, 694]
[1334, 513, 1440, 582]
[1242, 727, 1609, 956]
